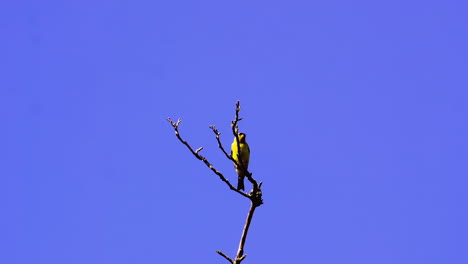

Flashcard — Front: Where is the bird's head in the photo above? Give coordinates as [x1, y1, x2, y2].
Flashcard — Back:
[239, 133, 246, 143]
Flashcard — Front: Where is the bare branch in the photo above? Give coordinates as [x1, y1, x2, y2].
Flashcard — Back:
[234, 201, 256, 263]
[167, 101, 263, 264]
[166, 118, 249, 199]
[209, 125, 233, 161]
[216, 251, 234, 264]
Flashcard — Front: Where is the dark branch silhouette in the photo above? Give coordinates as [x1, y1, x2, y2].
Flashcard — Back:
[167, 101, 263, 264]
[166, 118, 249, 199]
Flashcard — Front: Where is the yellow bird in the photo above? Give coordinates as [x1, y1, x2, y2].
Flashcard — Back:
[231, 133, 250, 191]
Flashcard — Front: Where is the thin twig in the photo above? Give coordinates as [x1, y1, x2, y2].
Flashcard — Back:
[209, 125, 234, 162]
[216, 250, 234, 264]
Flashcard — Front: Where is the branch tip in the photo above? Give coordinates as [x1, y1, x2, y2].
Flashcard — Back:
[195, 147, 203, 153]
[216, 250, 233, 263]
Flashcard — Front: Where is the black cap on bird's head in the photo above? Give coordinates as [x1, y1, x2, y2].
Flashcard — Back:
[238, 133, 246, 142]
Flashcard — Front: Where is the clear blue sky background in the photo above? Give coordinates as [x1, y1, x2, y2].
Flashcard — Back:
[2, 1, 467, 263]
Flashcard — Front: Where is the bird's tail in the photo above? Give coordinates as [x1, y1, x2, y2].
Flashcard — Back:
[237, 169, 245, 191]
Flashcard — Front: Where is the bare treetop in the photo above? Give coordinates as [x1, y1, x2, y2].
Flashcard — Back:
[167, 101, 263, 264]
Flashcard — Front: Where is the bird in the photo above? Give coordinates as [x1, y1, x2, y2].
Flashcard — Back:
[231, 133, 250, 191]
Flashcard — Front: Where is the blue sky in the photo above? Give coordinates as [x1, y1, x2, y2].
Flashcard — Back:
[2, 1, 468, 263]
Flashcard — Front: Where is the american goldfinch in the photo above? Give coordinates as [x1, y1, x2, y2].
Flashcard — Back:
[231, 133, 250, 191]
